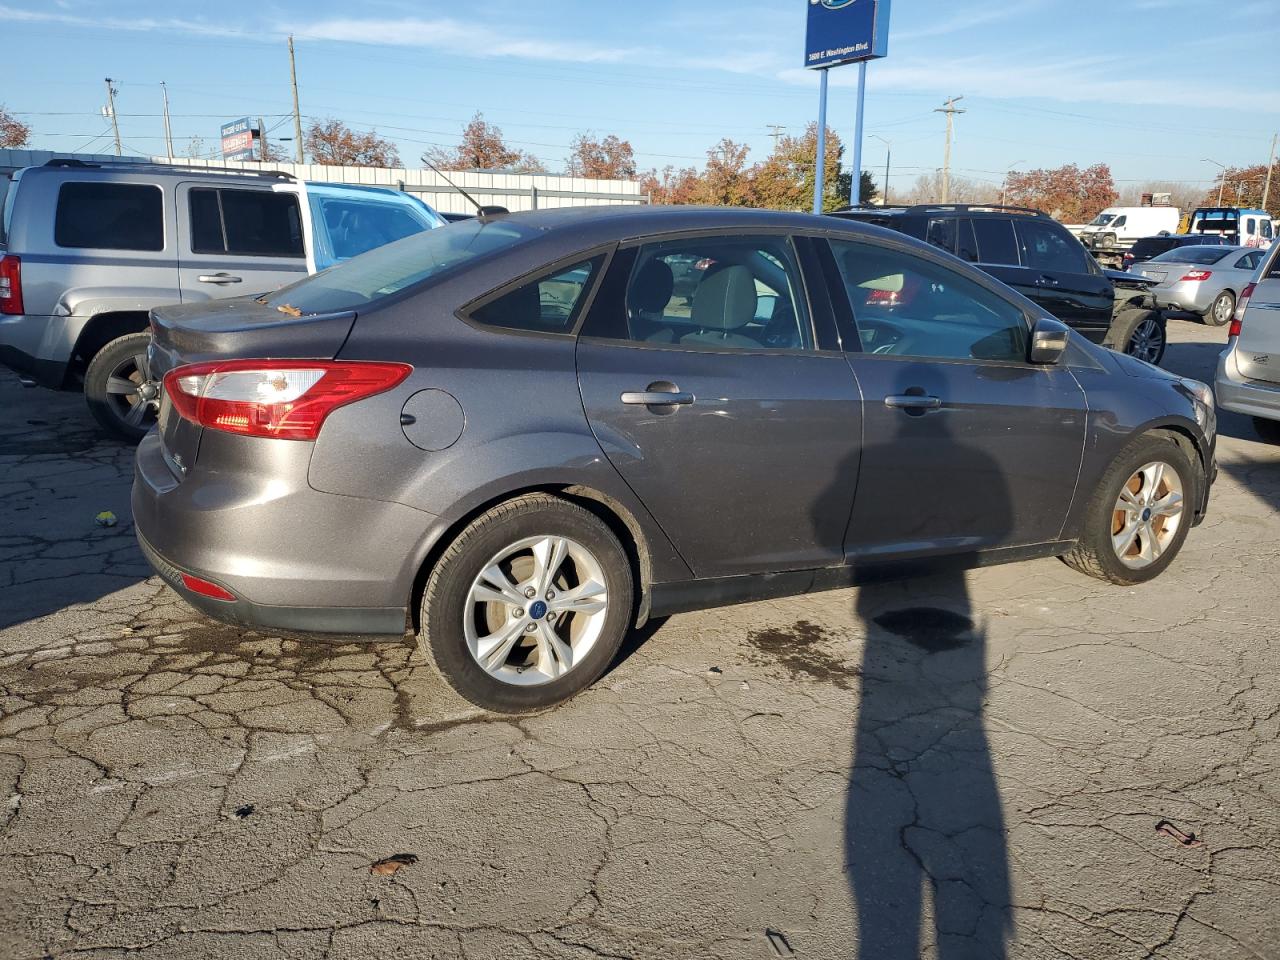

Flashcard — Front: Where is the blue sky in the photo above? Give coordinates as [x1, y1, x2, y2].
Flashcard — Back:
[4, 0, 1278, 195]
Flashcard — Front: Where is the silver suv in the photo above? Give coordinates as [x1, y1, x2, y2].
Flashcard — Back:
[0, 160, 442, 439]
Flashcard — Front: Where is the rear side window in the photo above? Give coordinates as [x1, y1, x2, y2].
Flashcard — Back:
[971, 218, 1018, 265]
[469, 258, 604, 335]
[54, 182, 163, 251]
[1014, 219, 1090, 274]
[189, 188, 303, 258]
[926, 218, 957, 254]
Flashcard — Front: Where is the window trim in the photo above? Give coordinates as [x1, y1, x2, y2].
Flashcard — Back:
[53, 180, 165, 253]
[822, 233, 1044, 369]
[457, 243, 617, 340]
[186, 186, 306, 260]
[577, 230, 829, 357]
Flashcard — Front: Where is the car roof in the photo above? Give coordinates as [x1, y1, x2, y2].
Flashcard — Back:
[19, 160, 295, 187]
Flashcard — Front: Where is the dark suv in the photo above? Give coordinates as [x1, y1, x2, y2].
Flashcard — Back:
[831, 205, 1167, 364]
[1123, 233, 1230, 270]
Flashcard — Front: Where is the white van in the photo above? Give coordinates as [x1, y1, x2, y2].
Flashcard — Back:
[1079, 205, 1182, 267]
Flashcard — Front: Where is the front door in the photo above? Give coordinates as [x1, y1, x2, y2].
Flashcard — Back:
[175, 182, 309, 302]
[824, 237, 1088, 560]
[576, 234, 863, 579]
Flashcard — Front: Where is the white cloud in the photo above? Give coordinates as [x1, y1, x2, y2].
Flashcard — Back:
[0, 4, 249, 37]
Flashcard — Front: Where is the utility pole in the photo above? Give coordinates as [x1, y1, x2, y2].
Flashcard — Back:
[767, 124, 786, 149]
[871, 134, 891, 205]
[1263, 133, 1277, 212]
[104, 78, 122, 157]
[160, 82, 174, 159]
[288, 35, 305, 164]
[935, 95, 965, 203]
[258, 116, 268, 162]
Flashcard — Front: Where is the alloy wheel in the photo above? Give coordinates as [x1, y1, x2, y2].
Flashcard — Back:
[1211, 294, 1234, 326]
[1111, 461, 1184, 569]
[103, 350, 161, 431]
[1127, 316, 1164, 364]
[463, 535, 609, 686]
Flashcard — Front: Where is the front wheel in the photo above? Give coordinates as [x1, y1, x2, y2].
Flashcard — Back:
[84, 331, 160, 442]
[419, 494, 635, 713]
[1204, 291, 1235, 327]
[1062, 434, 1197, 585]
[1108, 308, 1167, 365]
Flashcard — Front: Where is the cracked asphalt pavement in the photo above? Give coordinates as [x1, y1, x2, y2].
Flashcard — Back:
[2, 321, 1278, 960]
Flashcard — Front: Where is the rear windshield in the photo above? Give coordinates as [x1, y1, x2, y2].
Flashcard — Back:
[1131, 238, 1174, 258]
[264, 217, 535, 315]
[1150, 247, 1232, 265]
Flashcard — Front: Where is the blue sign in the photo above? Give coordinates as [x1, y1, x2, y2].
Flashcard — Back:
[220, 117, 259, 161]
[805, 0, 890, 69]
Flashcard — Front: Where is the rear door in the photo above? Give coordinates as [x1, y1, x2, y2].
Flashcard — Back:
[1236, 248, 1280, 384]
[575, 233, 863, 579]
[175, 183, 308, 302]
[823, 236, 1087, 559]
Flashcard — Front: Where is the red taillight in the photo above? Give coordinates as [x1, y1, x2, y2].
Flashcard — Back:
[1230, 282, 1255, 337]
[163, 359, 411, 441]
[1179, 269, 1213, 282]
[1122, 253, 1135, 268]
[180, 573, 237, 602]
[0, 255, 22, 315]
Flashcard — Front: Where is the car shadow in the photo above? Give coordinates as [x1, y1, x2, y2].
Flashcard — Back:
[812, 366, 1015, 958]
[0, 372, 149, 630]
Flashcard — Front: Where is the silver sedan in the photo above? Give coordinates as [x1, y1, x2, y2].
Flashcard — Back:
[1132, 245, 1268, 325]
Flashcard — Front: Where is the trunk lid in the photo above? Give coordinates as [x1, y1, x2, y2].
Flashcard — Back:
[1235, 275, 1280, 385]
[150, 297, 358, 476]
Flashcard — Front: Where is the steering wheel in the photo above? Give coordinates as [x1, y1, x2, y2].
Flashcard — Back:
[855, 317, 907, 354]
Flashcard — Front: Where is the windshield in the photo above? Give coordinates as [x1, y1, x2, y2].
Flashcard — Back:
[1150, 247, 1232, 265]
[1089, 213, 1116, 226]
[265, 218, 536, 316]
[308, 188, 444, 271]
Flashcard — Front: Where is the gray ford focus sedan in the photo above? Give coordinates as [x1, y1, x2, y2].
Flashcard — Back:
[133, 207, 1217, 712]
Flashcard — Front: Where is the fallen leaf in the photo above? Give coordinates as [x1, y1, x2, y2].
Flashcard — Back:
[370, 853, 419, 876]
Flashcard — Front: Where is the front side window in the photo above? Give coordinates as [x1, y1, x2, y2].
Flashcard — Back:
[469, 258, 603, 334]
[1015, 219, 1090, 274]
[971, 218, 1019, 265]
[618, 236, 813, 351]
[926, 218, 957, 254]
[1112, 215, 1127, 228]
[829, 239, 1029, 363]
[189, 188, 303, 257]
[1262, 220, 1274, 239]
[54, 182, 163, 251]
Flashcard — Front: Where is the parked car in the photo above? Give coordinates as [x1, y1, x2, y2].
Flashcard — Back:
[132, 207, 1216, 712]
[1122, 233, 1231, 270]
[0, 159, 443, 440]
[1078, 204, 1181, 269]
[1187, 207, 1275, 249]
[832, 204, 1170, 363]
[1132, 246, 1267, 325]
[1217, 243, 1280, 444]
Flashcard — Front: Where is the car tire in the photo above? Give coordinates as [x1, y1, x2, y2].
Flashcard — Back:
[1062, 433, 1197, 586]
[1204, 291, 1235, 327]
[419, 493, 635, 713]
[1107, 307, 1166, 365]
[1254, 416, 1280, 445]
[84, 331, 160, 443]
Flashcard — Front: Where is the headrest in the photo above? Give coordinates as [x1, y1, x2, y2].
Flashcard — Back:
[691, 265, 757, 331]
[631, 259, 675, 313]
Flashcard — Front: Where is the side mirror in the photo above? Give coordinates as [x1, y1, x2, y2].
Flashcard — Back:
[1029, 317, 1070, 365]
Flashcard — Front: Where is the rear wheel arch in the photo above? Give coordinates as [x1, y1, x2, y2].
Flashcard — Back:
[69, 311, 151, 382]
[408, 484, 653, 635]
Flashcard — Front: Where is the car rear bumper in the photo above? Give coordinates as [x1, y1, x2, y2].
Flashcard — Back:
[131, 428, 436, 637]
[1216, 343, 1280, 420]
[1150, 282, 1214, 314]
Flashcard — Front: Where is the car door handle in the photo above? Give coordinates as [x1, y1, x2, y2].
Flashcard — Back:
[1035, 275, 1060, 287]
[197, 273, 243, 284]
[621, 383, 695, 406]
[885, 394, 942, 410]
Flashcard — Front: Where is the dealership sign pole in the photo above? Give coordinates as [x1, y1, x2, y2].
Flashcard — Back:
[805, 0, 891, 213]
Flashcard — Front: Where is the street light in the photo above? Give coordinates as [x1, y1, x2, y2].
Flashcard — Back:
[999, 160, 1026, 206]
[870, 135, 891, 205]
[1203, 158, 1227, 206]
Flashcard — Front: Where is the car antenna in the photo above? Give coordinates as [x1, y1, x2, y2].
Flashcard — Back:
[421, 159, 509, 222]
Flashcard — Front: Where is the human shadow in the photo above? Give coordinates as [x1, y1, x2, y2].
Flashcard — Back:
[819, 362, 1015, 959]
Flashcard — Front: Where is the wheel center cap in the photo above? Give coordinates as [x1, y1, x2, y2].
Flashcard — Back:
[138, 382, 158, 400]
[529, 600, 548, 620]
[1141, 508, 1152, 522]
